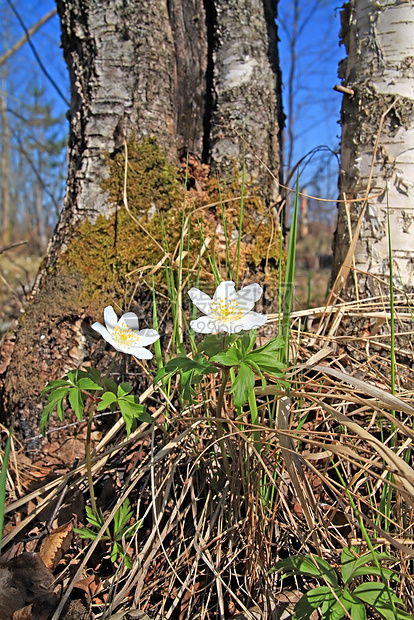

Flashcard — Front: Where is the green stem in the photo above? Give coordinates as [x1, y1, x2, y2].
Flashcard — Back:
[216, 367, 231, 478]
[85, 400, 97, 514]
[85, 352, 118, 515]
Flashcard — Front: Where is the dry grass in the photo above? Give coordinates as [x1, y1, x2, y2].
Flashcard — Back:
[2, 283, 414, 619]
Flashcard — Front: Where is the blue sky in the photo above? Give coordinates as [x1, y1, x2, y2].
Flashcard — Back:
[1, 0, 344, 217]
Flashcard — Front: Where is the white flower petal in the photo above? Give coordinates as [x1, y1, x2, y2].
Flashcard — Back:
[234, 283, 264, 313]
[236, 311, 267, 331]
[217, 321, 244, 334]
[104, 306, 118, 333]
[131, 347, 153, 360]
[190, 317, 222, 334]
[188, 287, 213, 314]
[137, 328, 160, 346]
[92, 321, 112, 343]
[213, 281, 236, 301]
[122, 312, 139, 331]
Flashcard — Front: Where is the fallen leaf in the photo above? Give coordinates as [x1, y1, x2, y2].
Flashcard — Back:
[13, 605, 33, 619]
[73, 574, 102, 602]
[39, 520, 74, 570]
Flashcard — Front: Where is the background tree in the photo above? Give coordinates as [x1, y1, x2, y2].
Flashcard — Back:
[332, 0, 414, 298]
[1, 0, 284, 443]
[0, 5, 66, 252]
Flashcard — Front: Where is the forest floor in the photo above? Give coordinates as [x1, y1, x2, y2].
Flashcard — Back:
[1, 238, 413, 620]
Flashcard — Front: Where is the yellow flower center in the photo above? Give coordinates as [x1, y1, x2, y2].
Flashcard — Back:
[113, 324, 140, 346]
[210, 298, 243, 322]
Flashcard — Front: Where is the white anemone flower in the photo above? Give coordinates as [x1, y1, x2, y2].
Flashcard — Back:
[188, 281, 267, 334]
[92, 306, 160, 359]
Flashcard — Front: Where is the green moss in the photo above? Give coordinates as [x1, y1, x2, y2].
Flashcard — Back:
[59, 137, 284, 309]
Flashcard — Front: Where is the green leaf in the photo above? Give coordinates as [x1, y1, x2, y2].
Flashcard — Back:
[247, 351, 285, 375]
[210, 347, 241, 366]
[114, 499, 133, 536]
[123, 552, 132, 569]
[353, 567, 398, 581]
[342, 548, 392, 585]
[83, 367, 102, 383]
[66, 370, 78, 384]
[68, 386, 85, 421]
[229, 362, 255, 408]
[0, 425, 13, 551]
[40, 379, 71, 397]
[40, 388, 69, 434]
[293, 586, 331, 619]
[253, 335, 285, 354]
[77, 377, 102, 391]
[353, 582, 407, 617]
[272, 554, 338, 587]
[321, 588, 346, 620]
[350, 602, 366, 620]
[85, 506, 104, 528]
[118, 382, 134, 398]
[74, 527, 99, 540]
[97, 392, 117, 411]
[119, 397, 153, 436]
[198, 333, 236, 357]
[102, 378, 118, 393]
[238, 330, 257, 355]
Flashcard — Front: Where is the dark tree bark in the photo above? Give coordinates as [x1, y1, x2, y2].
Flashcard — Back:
[1, 0, 283, 448]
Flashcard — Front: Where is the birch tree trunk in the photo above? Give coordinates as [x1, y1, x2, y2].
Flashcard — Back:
[332, 0, 414, 297]
[0, 0, 283, 447]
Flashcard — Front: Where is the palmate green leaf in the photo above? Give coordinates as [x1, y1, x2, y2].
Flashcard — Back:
[246, 351, 285, 376]
[113, 498, 133, 535]
[85, 505, 104, 528]
[272, 555, 338, 587]
[97, 391, 117, 411]
[118, 382, 134, 398]
[252, 335, 285, 354]
[68, 386, 85, 421]
[229, 362, 255, 408]
[102, 378, 118, 393]
[118, 396, 153, 436]
[74, 526, 99, 541]
[40, 379, 71, 397]
[40, 387, 70, 435]
[83, 366, 102, 384]
[77, 377, 102, 391]
[198, 333, 235, 357]
[238, 330, 257, 355]
[111, 541, 120, 563]
[210, 347, 241, 366]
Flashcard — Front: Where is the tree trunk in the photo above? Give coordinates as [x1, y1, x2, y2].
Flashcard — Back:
[332, 0, 414, 297]
[0, 0, 283, 448]
[0, 94, 11, 246]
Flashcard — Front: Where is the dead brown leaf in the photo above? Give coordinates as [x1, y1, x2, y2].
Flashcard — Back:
[13, 605, 33, 620]
[73, 574, 102, 602]
[39, 520, 74, 570]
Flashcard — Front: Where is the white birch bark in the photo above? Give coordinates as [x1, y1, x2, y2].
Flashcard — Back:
[333, 0, 414, 294]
